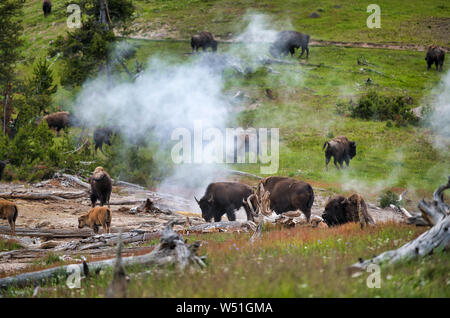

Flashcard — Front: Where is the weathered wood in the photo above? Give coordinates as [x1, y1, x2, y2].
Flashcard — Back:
[0, 189, 86, 201]
[188, 221, 257, 233]
[0, 221, 205, 289]
[349, 177, 450, 272]
[53, 173, 90, 189]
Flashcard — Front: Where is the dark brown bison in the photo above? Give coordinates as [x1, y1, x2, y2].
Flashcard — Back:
[253, 176, 314, 221]
[191, 32, 218, 53]
[0, 160, 8, 181]
[195, 182, 254, 222]
[38, 111, 71, 133]
[425, 45, 445, 71]
[93, 127, 117, 154]
[89, 166, 112, 208]
[322, 136, 356, 171]
[322, 193, 375, 227]
[43, 0, 52, 17]
[269, 31, 310, 59]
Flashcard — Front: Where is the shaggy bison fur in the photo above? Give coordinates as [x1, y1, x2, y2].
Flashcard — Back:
[322, 136, 356, 171]
[0, 199, 18, 235]
[195, 182, 254, 222]
[89, 166, 112, 208]
[322, 193, 375, 227]
[191, 32, 218, 52]
[93, 127, 117, 154]
[258, 176, 314, 221]
[425, 45, 445, 71]
[43, 0, 52, 17]
[39, 111, 71, 133]
[269, 31, 310, 59]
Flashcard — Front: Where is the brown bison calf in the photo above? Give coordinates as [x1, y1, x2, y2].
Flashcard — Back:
[322, 136, 356, 171]
[78, 206, 112, 234]
[0, 199, 18, 235]
[425, 45, 445, 72]
[89, 166, 112, 207]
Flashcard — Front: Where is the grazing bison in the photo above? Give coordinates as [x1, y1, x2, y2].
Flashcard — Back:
[93, 127, 117, 154]
[38, 111, 71, 133]
[322, 136, 356, 171]
[322, 193, 375, 227]
[43, 0, 52, 17]
[425, 45, 445, 72]
[78, 206, 112, 234]
[191, 31, 218, 52]
[89, 166, 112, 208]
[269, 31, 310, 59]
[0, 199, 18, 235]
[255, 176, 314, 221]
[0, 160, 8, 181]
[195, 182, 254, 222]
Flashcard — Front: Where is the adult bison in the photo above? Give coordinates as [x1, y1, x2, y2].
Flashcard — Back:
[322, 136, 356, 171]
[93, 127, 117, 154]
[38, 111, 72, 133]
[89, 167, 112, 208]
[322, 193, 375, 227]
[425, 45, 445, 72]
[43, 0, 52, 17]
[195, 182, 254, 222]
[252, 176, 314, 221]
[0, 160, 8, 181]
[269, 31, 310, 59]
[191, 31, 218, 53]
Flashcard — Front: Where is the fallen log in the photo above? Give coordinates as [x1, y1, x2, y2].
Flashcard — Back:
[0, 190, 86, 201]
[188, 221, 257, 233]
[0, 227, 137, 238]
[0, 221, 205, 290]
[53, 173, 90, 189]
[349, 176, 450, 272]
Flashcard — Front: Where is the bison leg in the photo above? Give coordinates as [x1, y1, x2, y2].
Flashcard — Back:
[333, 158, 340, 170]
[90, 193, 97, 207]
[8, 219, 15, 236]
[306, 47, 309, 59]
[226, 209, 236, 222]
[299, 47, 305, 58]
[325, 156, 331, 171]
[214, 215, 222, 222]
[243, 205, 254, 222]
[345, 155, 350, 168]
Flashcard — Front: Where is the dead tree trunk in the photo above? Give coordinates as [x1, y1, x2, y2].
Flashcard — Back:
[349, 177, 450, 272]
[0, 221, 205, 290]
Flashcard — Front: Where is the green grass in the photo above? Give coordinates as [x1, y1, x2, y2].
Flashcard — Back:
[2, 223, 449, 297]
[0, 239, 23, 252]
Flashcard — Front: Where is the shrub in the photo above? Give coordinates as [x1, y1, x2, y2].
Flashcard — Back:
[337, 91, 419, 126]
[379, 190, 400, 208]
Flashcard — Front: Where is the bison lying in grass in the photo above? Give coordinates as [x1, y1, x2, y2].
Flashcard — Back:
[0, 199, 18, 235]
[78, 206, 112, 234]
[322, 193, 375, 227]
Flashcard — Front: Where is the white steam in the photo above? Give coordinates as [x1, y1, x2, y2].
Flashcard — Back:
[428, 70, 450, 150]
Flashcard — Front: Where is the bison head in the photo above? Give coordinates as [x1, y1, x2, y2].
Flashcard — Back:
[269, 44, 281, 58]
[322, 196, 348, 226]
[349, 141, 356, 159]
[78, 215, 88, 229]
[195, 195, 214, 222]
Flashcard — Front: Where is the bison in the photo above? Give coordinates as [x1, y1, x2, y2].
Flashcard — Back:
[195, 182, 254, 222]
[322, 136, 356, 171]
[89, 166, 112, 208]
[322, 193, 375, 227]
[191, 31, 218, 53]
[0, 160, 8, 181]
[78, 206, 112, 234]
[269, 31, 310, 59]
[425, 45, 445, 72]
[93, 127, 117, 154]
[251, 176, 314, 221]
[0, 199, 18, 235]
[38, 111, 72, 133]
[43, 0, 52, 18]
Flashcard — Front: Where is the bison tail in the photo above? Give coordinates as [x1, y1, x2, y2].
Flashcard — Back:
[307, 186, 314, 210]
[12, 205, 18, 222]
[322, 141, 329, 151]
[106, 208, 112, 223]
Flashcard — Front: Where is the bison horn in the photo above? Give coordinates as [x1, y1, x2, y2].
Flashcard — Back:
[194, 196, 200, 204]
